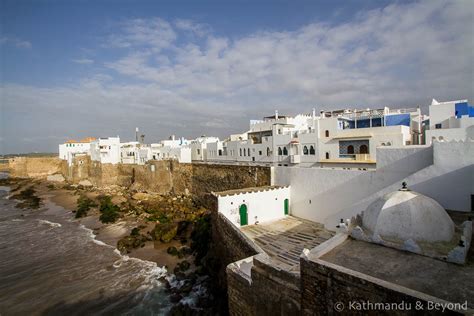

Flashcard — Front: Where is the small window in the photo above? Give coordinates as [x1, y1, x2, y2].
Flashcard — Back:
[309, 146, 315, 155]
[325, 130, 329, 137]
[303, 146, 309, 155]
[259, 150, 262, 156]
[435, 123, 442, 129]
[247, 148, 250, 156]
[240, 148, 242, 156]
[283, 147, 288, 155]
[267, 147, 270, 156]
[278, 147, 282, 155]
[347, 145, 354, 154]
[197, 149, 200, 155]
[325, 152, 330, 159]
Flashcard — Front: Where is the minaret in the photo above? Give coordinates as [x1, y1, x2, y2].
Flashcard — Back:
[275, 110, 279, 119]
[135, 127, 139, 142]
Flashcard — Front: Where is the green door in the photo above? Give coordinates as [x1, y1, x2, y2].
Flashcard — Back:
[284, 199, 289, 215]
[239, 204, 248, 226]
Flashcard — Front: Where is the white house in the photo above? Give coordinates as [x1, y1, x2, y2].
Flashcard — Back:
[58, 137, 95, 165]
[120, 141, 147, 165]
[90, 137, 121, 164]
[426, 99, 474, 143]
[215, 186, 291, 227]
[190, 136, 220, 161]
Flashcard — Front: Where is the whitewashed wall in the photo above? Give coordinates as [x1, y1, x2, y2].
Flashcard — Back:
[274, 145, 435, 229]
[217, 187, 290, 227]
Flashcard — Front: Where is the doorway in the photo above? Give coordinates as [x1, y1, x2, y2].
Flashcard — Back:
[284, 199, 289, 215]
[239, 204, 248, 226]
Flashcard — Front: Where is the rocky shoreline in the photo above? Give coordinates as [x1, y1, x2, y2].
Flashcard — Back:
[0, 176, 222, 315]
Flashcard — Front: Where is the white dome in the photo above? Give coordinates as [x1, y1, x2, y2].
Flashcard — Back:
[362, 190, 455, 243]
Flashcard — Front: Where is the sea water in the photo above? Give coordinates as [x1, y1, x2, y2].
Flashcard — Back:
[0, 173, 171, 315]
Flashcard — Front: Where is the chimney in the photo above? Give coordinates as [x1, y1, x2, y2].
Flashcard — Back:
[312, 108, 316, 118]
[275, 110, 279, 119]
[135, 127, 139, 142]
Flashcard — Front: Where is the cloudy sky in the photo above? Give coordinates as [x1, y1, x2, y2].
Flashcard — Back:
[1, 0, 473, 154]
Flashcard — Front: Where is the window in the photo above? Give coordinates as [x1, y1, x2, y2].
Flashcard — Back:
[303, 146, 309, 155]
[283, 147, 288, 155]
[247, 148, 250, 156]
[197, 149, 200, 155]
[325, 152, 330, 159]
[259, 150, 262, 156]
[309, 146, 315, 155]
[218, 149, 222, 156]
[267, 147, 270, 156]
[347, 145, 354, 154]
[325, 130, 330, 137]
[435, 123, 442, 129]
[278, 147, 282, 155]
[360, 144, 368, 154]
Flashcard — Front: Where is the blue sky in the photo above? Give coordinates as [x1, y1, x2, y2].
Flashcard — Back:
[1, 0, 473, 154]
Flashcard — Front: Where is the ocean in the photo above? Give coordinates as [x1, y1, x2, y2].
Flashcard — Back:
[0, 173, 172, 315]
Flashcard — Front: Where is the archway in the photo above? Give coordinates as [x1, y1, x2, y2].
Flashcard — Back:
[347, 145, 354, 154]
[239, 204, 248, 226]
[360, 144, 368, 154]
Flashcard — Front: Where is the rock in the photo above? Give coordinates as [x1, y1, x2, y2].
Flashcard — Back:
[167, 246, 179, 256]
[47, 174, 65, 182]
[169, 293, 182, 303]
[152, 222, 178, 243]
[174, 260, 191, 273]
[169, 303, 193, 316]
[132, 192, 150, 201]
[78, 179, 93, 187]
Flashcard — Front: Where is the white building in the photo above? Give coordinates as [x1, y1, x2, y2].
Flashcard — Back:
[206, 107, 422, 168]
[120, 141, 149, 165]
[59, 137, 96, 165]
[190, 136, 220, 161]
[215, 186, 291, 227]
[426, 99, 474, 143]
[90, 137, 121, 164]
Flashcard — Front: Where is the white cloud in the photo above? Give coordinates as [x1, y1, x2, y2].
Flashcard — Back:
[72, 58, 94, 64]
[174, 19, 211, 37]
[1, 36, 32, 49]
[2, 0, 473, 153]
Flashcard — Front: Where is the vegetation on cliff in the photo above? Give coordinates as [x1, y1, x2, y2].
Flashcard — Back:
[98, 196, 121, 223]
[75, 195, 96, 218]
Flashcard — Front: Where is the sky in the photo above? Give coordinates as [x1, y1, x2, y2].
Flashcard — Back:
[0, 0, 473, 154]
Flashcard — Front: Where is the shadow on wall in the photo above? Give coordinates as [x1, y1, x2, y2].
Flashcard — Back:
[326, 162, 474, 229]
[283, 146, 435, 229]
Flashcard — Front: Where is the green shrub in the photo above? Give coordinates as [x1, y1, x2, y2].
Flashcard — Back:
[98, 196, 120, 223]
[75, 195, 96, 218]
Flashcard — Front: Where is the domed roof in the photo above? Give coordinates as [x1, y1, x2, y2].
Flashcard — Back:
[362, 189, 455, 243]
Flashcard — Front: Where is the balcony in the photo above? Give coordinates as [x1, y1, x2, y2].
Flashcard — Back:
[337, 154, 372, 162]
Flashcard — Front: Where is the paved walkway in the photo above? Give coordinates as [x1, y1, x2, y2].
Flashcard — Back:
[241, 216, 334, 272]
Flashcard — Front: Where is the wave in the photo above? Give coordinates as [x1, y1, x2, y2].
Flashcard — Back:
[38, 219, 62, 228]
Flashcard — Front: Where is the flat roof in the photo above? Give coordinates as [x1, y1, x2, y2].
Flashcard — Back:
[320, 238, 474, 309]
[213, 185, 287, 197]
[319, 159, 376, 164]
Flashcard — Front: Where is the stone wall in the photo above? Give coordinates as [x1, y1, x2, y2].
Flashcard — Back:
[62, 159, 271, 196]
[300, 256, 464, 315]
[8, 157, 66, 178]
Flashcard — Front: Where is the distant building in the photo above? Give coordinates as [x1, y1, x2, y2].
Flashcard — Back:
[90, 137, 121, 164]
[58, 137, 96, 165]
[206, 106, 423, 168]
[426, 98, 474, 144]
[190, 136, 220, 161]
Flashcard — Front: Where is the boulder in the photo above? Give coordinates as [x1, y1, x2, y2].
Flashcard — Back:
[78, 179, 93, 187]
[152, 222, 178, 243]
[47, 174, 65, 182]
